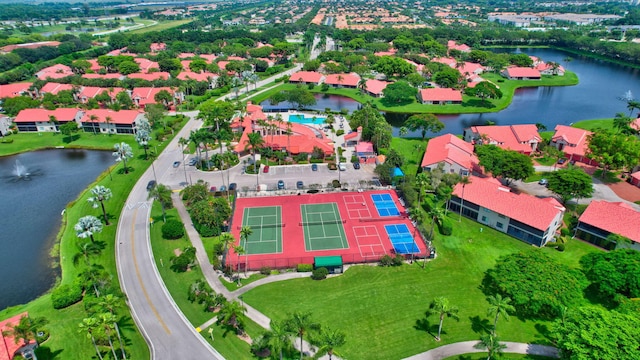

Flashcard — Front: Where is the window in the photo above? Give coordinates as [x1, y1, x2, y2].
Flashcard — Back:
[497, 222, 504, 229]
[481, 216, 487, 222]
[498, 214, 505, 219]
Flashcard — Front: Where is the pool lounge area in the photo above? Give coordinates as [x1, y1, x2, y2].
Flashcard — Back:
[289, 114, 326, 125]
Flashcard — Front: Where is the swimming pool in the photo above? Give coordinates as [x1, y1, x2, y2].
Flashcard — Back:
[288, 114, 326, 125]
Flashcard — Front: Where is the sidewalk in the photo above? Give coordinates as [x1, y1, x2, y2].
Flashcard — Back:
[403, 341, 559, 360]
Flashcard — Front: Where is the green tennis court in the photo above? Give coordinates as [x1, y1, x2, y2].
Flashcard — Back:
[300, 203, 349, 251]
[241, 206, 283, 254]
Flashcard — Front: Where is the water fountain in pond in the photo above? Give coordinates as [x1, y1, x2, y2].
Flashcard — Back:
[6, 160, 42, 182]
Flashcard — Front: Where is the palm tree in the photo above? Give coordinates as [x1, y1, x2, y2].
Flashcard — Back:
[613, 112, 634, 135]
[286, 121, 293, 156]
[427, 297, 459, 341]
[487, 294, 515, 335]
[135, 129, 151, 160]
[73, 241, 103, 267]
[246, 132, 265, 186]
[233, 244, 245, 285]
[240, 226, 253, 274]
[79, 317, 104, 360]
[75, 215, 103, 242]
[219, 232, 236, 269]
[286, 311, 320, 360]
[399, 126, 408, 137]
[415, 172, 429, 204]
[89, 114, 99, 135]
[458, 176, 472, 222]
[2, 315, 48, 347]
[98, 313, 119, 360]
[357, 78, 367, 94]
[105, 116, 113, 134]
[87, 185, 113, 225]
[147, 184, 172, 223]
[112, 142, 133, 174]
[98, 294, 127, 360]
[217, 300, 246, 334]
[312, 327, 346, 360]
[80, 263, 108, 297]
[265, 320, 293, 360]
[474, 333, 507, 360]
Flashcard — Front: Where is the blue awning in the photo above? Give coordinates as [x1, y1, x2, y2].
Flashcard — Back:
[392, 167, 404, 177]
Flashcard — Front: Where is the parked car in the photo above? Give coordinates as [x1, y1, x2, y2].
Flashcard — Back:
[557, 158, 567, 165]
[569, 159, 576, 165]
[311, 164, 318, 171]
[188, 158, 197, 166]
[172, 161, 181, 168]
[338, 163, 346, 171]
[277, 180, 285, 189]
[219, 185, 227, 192]
[296, 181, 304, 189]
[263, 165, 270, 173]
[353, 162, 361, 170]
[146, 180, 156, 191]
[538, 178, 548, 186]
[209, 186, 217, 193]
[229, 183, 237, 191]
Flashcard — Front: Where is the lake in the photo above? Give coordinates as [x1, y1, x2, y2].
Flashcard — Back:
[0, 149, 113, 310]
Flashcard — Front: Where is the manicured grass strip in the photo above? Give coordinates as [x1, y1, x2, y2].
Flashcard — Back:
[0, 132, 136, 157]
[572, 118, 614, 131]
[390, 137, 427, 176]
[129, 19, 192, 34]
[242, 216, 600, 360]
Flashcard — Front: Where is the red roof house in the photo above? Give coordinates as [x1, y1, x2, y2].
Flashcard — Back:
[81, 73, 124, 80]
[14, 108, 82, 133]
[0, 312, 31, 360]
[421, 134, 480, 176]
[344, 126, 362, 145]
[502, 67, 541, 80]
[134, 58, 159, 73]
[324, 73, 360, 88]
[176, 72, 218, 87]
[35, 64, 74, 80]
[464, 124, 541, 154]
[150, 42, 166, 53]
[450, 175, 565, 246]
[0, 83, 33, 98]
[128, 72, 170, 81]
[77, 86, 126, 104]
[39, 83, 74, 96]
[576, 201, 640, 249]
[418, 88, 462, 105]
[629, 171, 640, 187]
[130, 87, 176, 108]
[364, 79, 390, 97]
[631, 117, 640, 131]
[447, 40, 471, 53]
[431, 57, 456, 68]
[80, 109, 145, 135]
[550, 125, 594, 164]
[1, 41, 60, 53]
[535, 62, 565, 76]
[289, 71, 324, 84]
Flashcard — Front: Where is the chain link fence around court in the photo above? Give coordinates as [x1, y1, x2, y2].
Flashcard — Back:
[235, 181, 389, 198]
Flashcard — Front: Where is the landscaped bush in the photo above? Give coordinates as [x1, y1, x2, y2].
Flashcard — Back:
[162, 220, 185, 239]
[260, 266, 271, 276]
[0, 138, 13, 144]
[336, 130, 344, 136]
[560, 228, 570, 237]
[556, 243, 566, 252]
[393, 254, 405, 266]
[171, 246, 197, 272]
[379, 254, 395, 266]
[311, 267, 329, 280]
[308, 83, 315, 90]
[297, 263, 313, 272]
[351, 155, 358, 163]
[328, 162, 337, 170]
[438, 217, 453, 236]
[194, 223, 220, 237]
[332, 180, 341, 188]
[310, 158, 324, 163]
[51, 283, 83, 309]
[321, 83, 330, 91]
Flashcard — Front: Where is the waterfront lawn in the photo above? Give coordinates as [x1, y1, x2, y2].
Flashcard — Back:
[129, 19, 192, 34]
[390, 137, 427, 176]
[572, 118, 614, 131]
[0, 132, 135, 156]
[242, 216, 601, 360]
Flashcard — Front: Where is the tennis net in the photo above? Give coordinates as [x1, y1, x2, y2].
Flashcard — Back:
[237, 223, 285, 230]
[299, 219, 346, 226]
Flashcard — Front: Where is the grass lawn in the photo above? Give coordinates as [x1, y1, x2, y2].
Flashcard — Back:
[252, 71, 578, 115]
[444, 354, 554, 360]
[525, 171, 550, 183]
[128, 19, 192, 34]
[572, 118, 614, 131]
[242, 216, 601, 360]
[390, 137, 427, 176]
[0, 132, 136, 156]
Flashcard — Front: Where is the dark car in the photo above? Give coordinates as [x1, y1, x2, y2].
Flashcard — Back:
[296, 181, 304, 189]
[353, 162, 361, 170]
[188, 158, 197, 166]
[311, 164, 318, 171]
[277, 180, 285, 189]
[146, 180, 156, 191]
[172, 161, 181, 168]
[557, 158, 567, 165]
[229, 183, 237, 191]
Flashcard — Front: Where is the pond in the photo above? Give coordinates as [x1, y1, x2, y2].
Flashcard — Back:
[0, 149, 113, 310]
[259, 93, 362, 113]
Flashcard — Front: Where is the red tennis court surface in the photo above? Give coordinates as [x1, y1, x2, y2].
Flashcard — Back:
[229, 190, 428, 270]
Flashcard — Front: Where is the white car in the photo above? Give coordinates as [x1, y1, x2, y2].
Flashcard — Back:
[338, 163, 346, 171]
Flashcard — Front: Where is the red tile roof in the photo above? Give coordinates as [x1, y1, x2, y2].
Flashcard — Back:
[431, 57, 456, 68]
[453, 175, 565, 231]
[632, 118, 640, 131]
[178, 52, 197, 59]
[631, 171, 640, 182]
[128, 72, 170, 81]
[289, 71, 323, 83]
[82, 73, 123, 80]
[130, 87, 174, 107]
[355, 142, 374, 153]
[134, 58, 159, 72]
[1, 41, 60, 53]
[468, 124, 540, 154]
[579, 201, 640, 243]
[81, 109, 142, 125]
[447, 40, 471, 52]
[419, 88, 462, 102]
[40, 83, 74, 95]
[364, 79, 389, 95]
[421, 133, 479, 170]
[14, 108, 80, 123]
[176, 71, 217, 82]
[0, 83, 32, 98]
[505, 67, 541, 78]
[0, 312, 29, 360]
[551, 125, 592, 158]
[36, 64, 74, 80]
[324, 73, 360, 87]
[78, 86, 125, 101]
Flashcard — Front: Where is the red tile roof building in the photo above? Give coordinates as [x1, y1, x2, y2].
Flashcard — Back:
[344, 126, 362, 145]
[150, 42, 166, 53]
[0, 312, 31, 360]
[629, 171, 640, 188]
[39, 82, 74, 96]
[364, 79, 390, 97]
[289, 71, 324, 84]
[324, 73, 360, 88]
[632, 117, 640, 132]
[35, 64, 74, 80]
[80, 109, 146, 135]
[127, 72, 170, 81]
[77, 86, 126, 104]
[535, 62, 565, 76]
[447, 40, 471, 53]
[576, 201, 640, 250]
[134, 58, 159, 73]
[463, 124, 541, 154]
[502, 67, 541, 80]
[0, 83, 32, 98]
[1, 41, 60, 53]
[14, 108, 82, 133]
[130, 87, 176, 108]
[418, 88, 462, 105]
[449, 175, 565, 246]
[176, 71, 218, 87]
[81, 73, 124, 80]
[421, 134, 480, 176]
[550, 125, 595, 165]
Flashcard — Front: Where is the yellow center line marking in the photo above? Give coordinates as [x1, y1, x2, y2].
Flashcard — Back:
[131, 209, 172, 334]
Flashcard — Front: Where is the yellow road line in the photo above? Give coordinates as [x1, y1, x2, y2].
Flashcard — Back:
[131, 209, 172, 334]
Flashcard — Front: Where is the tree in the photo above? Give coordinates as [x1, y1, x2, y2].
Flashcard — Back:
[135, 129, 151, 160]
[407, 73, 425, 88]
[474, 333, 507, 360]
[117, 61, 139, 75]
[75, 215, 103, 243]
[264, 320, 293, 360]
[547, 167, 594, 204]
[73, 241, 103, 267]
[487, 294, 515, 335]
[233, 244, 245, 285]
[580, 249, 640, 301]
[405, 114, 444, 140]
[465, 81, 503, 105]
[427, 297, 459, 341]
[553, 307, 640, 360]
[219, 232, 236, 269]
[98, 294, 127, 360]
[433, 67, 462, 88]
[2, 314, 48, 347]
[148, 184, 172, 223]
[98, 312, 119, 360]
[457, 176, 472, 222]
[475, 145, 534, 185]
[112, 142, 133, 174]
[613, 112, 636, 135]
[311, 327, 346, 360]
[154, 90, 173, 109]
[115, 91, 134, 110]
[587, 130, 640, 177]
[59, 121, 79, 141]
[246, 132, 265, 184]
[286, 311, 319, 360]
[217, 300, 246, 334]
[87, 185, 113, 225]
[239, 226, 253, 273]
[373, 56, 414, 78]
[79, 317, 104, 360]
[484, 252, 587, 319]
[382, 81, 417, 104]
[145, 104, 166, 130]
